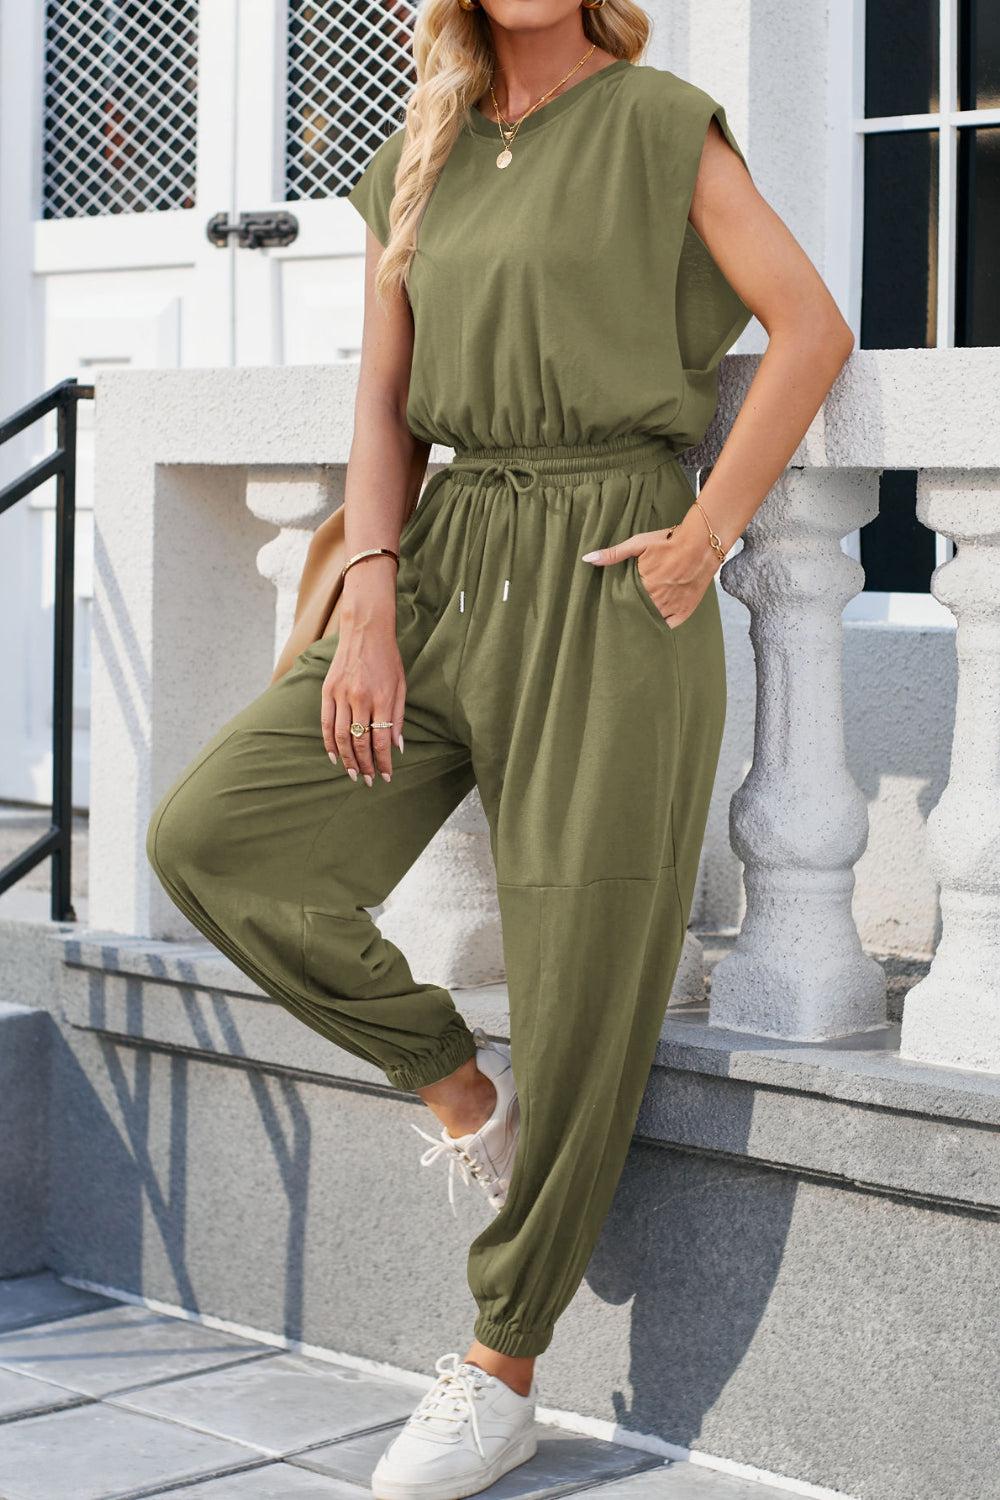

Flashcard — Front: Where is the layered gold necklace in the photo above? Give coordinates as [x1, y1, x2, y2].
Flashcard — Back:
[487, 43, 597, 168]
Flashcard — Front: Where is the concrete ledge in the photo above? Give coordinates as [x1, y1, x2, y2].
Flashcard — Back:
[58, 929, 509, 1092]
[91, 350, 1000, 474]
[58, 929, 1000, 1215]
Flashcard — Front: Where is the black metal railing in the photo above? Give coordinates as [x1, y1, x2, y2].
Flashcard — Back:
[0, 378, 95, 921]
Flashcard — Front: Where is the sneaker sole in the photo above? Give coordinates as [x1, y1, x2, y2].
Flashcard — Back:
[370, 1425, 538, 1500]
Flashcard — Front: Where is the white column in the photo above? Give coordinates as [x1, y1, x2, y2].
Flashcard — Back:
[244, 466, 342, 663]
[377, 788, 506, 990]
[709, 468, 887, 1039]
[900, 471, 1000, 1073]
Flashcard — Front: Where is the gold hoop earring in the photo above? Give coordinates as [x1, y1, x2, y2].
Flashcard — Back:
[581, 0, 606, 8]
[457, 0, 480, 9]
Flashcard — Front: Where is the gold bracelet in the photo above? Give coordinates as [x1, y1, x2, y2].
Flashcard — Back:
[693, 498, 728, 566]
[339, 546, 400, 583]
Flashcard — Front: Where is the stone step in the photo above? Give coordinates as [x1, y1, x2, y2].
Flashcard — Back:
[0, 1274, 801, 1500]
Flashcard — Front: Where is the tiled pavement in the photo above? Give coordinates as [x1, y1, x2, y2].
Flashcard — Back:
[0, 1275, 794, 1500]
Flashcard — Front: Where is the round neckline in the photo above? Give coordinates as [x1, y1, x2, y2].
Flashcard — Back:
[463, 57, 630, 138]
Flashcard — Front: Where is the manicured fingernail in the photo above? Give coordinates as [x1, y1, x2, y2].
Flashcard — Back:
[347, 768, 358, 782]
[363, 773, 373, 788]
[398, 734, 405, 754]
[381, 772, 391, 782]
[581, 551, 600, 562]
[328, 752, 337, 765]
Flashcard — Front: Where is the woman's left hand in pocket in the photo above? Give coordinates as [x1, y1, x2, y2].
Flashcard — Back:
[581, 509, 720, 628]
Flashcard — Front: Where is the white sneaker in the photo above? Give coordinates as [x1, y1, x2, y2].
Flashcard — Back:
[410, 1027, 520, 1215]
[371, 1352, 537, 1500]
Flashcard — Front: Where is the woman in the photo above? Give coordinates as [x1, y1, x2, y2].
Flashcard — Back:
[146, 1, 853, 1496]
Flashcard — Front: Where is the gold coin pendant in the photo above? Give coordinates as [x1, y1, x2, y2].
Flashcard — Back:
[496, 148, 512, 169]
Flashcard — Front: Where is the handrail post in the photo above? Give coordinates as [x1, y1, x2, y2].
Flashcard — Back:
[0, 377, 92, 921]
[51, 388, 78, 921]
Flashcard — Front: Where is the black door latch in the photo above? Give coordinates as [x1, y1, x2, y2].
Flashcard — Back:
[206, 210, 300, 249]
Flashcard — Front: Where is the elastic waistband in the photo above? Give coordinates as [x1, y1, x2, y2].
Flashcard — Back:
[450, 432, 681, 481]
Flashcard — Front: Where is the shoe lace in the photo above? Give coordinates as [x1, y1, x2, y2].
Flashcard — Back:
[410, 1121, 500, 1217]
[410, 1352, 492, 1458]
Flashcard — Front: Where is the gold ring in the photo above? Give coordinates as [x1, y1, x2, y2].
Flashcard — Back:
[349, 722, 369, 737]
[370, 720, 394, 730]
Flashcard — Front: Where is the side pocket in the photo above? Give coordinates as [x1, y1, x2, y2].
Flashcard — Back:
[629, 486, 677, 639]
[629, 547, 674, 637]
[628, 480, 697, 637]
[302, 906, 400, 1003]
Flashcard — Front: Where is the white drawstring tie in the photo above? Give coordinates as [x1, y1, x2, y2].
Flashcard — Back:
[445, 458, 539, 611]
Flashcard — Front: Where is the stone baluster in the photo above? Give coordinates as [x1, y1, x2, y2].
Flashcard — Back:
[245, 466, 506, 991]
[244, 467, 342, 661]
[709, 468, 887, 1039]
[900, 470, 1000, 1072]
[377, 786, 506, 989]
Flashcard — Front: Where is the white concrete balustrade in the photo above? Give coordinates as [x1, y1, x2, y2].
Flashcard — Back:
[709, 468, 887, 1040]
[898, 471, 1000, 1072]
[89, 352, 1000, 1072]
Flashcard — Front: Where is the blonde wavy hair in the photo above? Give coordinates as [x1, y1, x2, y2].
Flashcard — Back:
[373, 0, 651, 302]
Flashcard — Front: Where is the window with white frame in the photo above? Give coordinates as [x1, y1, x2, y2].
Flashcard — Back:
[857, 0, 999, 599]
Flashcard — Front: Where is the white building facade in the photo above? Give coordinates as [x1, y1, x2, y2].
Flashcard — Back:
[2, 0, 997, 956]
[1, 6, 998, 1498]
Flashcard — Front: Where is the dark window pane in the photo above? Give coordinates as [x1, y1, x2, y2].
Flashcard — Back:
[862, 132, 939, 348]
[42, 0, 199, 219]
[957, 126, 1000, 346]
[960, 0, 1000, 110]
[285, 0, 416, 203]
[861, 473, 936, 593]
[866, 0, 939, 117]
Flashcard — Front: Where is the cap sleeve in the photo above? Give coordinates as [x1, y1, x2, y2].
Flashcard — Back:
[667, 85, 755, 448]
[676, 93, 754, 377]
[347, 127, 406, 246]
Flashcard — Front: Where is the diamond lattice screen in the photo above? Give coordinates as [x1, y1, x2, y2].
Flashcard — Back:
[42, 0, 198, 219]
[286, 0, 418, 201]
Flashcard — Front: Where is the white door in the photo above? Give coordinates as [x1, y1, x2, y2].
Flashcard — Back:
[231, 0, 417, 365]
[0, 0, 415, 807]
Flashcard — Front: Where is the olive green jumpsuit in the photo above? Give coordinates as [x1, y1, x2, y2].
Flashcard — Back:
[146, 60, 754, 1359]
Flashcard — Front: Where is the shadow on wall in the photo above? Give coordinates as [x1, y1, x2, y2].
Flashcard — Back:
[583, 1113, 791, 1451]
[43, 948, 781, 1441]
[47, 968, 312, 1341]
[47, 951, 781, 1434]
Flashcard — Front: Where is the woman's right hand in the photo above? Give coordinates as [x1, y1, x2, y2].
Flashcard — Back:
[321, 558, 405, 786]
